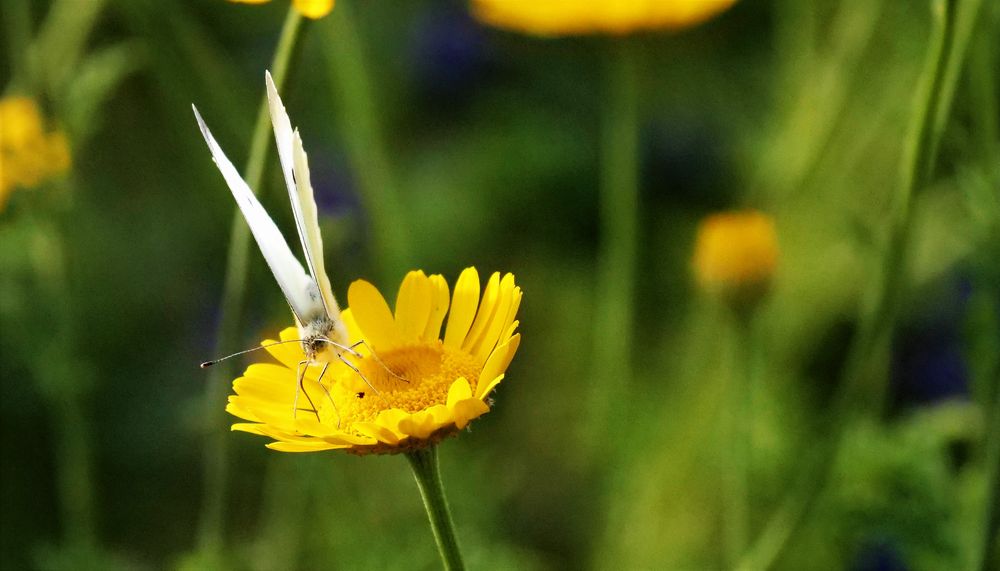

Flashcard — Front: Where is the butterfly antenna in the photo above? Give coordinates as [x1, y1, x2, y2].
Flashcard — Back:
[350, 339, 409, 384]
[200, 339, 305, 368]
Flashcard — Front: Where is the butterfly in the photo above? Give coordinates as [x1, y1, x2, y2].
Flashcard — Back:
[193, 71, 379, 419]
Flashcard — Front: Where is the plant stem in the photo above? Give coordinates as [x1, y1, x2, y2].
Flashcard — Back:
[322, 1, 410, 283]
[26, 0, 108, 95]
[966, 1, 997, 166]
[975, 372, 1000, 571]
[3, 0, 31, 80]
[52, 385, 97, 549]
[406, 447, 466, 571]
[31, 209, 99, 557]
[739, 1, 977, 568]
[588, 39, 640, 447]
[724, 312, 755, 568]
[194, 7, 304, 559]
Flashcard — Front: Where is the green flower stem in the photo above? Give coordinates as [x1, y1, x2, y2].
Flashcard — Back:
[587, 40, 640, 446]
[968, 13, 999, 569]
[30, 210, 99, 555]
[52, 384, 97, 549]
[406, 447, 466, 571]
[839, 0, 974, 419]
[724, 312, 755, 568]
[27, 0, 108, 95]
[738, 2, 978, 568]
[975, 374, 1000, 571]
[195, 7, 304, 559]
[966, 7, 997, 166]
[322, 1, 410, 283]
[3, 0, 30, 78]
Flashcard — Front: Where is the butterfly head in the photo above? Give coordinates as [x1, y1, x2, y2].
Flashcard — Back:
[298, 315, 347, 362]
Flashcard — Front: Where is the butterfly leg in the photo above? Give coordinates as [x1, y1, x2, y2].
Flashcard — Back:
[336, 353, 392, 407]
[292, 360, 321, 422]
[315, 337, 406, 383]
[312, 362, 342, 429]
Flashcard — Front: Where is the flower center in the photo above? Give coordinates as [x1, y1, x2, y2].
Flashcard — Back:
[335, 340, 482, 423]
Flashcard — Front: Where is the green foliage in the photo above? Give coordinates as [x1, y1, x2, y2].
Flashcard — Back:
[1, 0, 997, 569]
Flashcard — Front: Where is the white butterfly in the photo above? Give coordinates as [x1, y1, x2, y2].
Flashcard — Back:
[193, 71, 372, 417]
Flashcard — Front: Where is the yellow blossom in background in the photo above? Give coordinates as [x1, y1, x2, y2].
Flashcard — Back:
[0, 96, 72, 211]
[227, 268, 522, 454]
[693, 210, 778, 302]
[228, 0, 334, 19]
[472, 0, 737, 36]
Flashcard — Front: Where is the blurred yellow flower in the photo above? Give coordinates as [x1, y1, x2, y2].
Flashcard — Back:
[693, 210, 778, 300]
[0, 96, 72, 211]
[229, 0, 334, 19]
[227, 268, 522, 454]
[472, 0, 737, 36]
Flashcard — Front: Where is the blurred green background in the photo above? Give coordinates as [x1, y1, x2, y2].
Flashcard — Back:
[1, 0, 998, 569]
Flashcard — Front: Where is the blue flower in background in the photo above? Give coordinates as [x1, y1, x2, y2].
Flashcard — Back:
[409, 6, 491, 105]
[852, 537, 909, 571]
[891, 278, 971, 409]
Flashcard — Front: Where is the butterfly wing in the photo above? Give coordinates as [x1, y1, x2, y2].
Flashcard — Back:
[291, 131, 344, 321]
[192, 105, 324, 323]
[265, 71, 341, 321]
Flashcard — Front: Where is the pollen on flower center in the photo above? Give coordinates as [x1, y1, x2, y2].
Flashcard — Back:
[339, 341, 482, 422]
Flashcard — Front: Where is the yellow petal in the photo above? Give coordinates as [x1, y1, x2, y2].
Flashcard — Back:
[477, 333, 520, 398]
[367, 409, 410, 446]
[398, 410, 439, 439]
[500, 320, 520, 347]
[249, 407, 303, 433]
[462, 272, 500, 353]
[226, 401, 261, 422]
[500, 286, 522, 343]
[477, 374, 505, 402]
[240, 362, 296, 383]
[266, 441, 346, 452]
[290, 417, 342, 438]
[232, 422, 306, 442]
[353, 421, 403, 445]
[446, 377, 474, 407]
[348, 279, 402, 349]
[322, 432, 377, 446]
[394, 270, 432, 341]
[340, 308, 365, 346]
[263, 329, 305, 369]
[231, 382, 292, 409]
[235, 365, 297, 400]
[292, 0, 334, 19]
[287, 418, 376, 445]
[451, 398, 489, 430]
[443, 267, 480, 348]
[426, 404, 453, 430]
[446, 378, 489, 429]
[468, 273, 516, 364]
[422, 274, 451, 342]
[231, 422, 267, 434]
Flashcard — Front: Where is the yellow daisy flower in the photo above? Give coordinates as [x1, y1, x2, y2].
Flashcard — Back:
[472, 0, 738, 37]
[692, 209, 778, 301]
[227, 268, 522, 454]
[228, 0, 334, 20]
[0, 96, 72, 210]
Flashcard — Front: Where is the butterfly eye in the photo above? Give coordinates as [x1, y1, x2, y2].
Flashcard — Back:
[356, 392, 365, 399]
